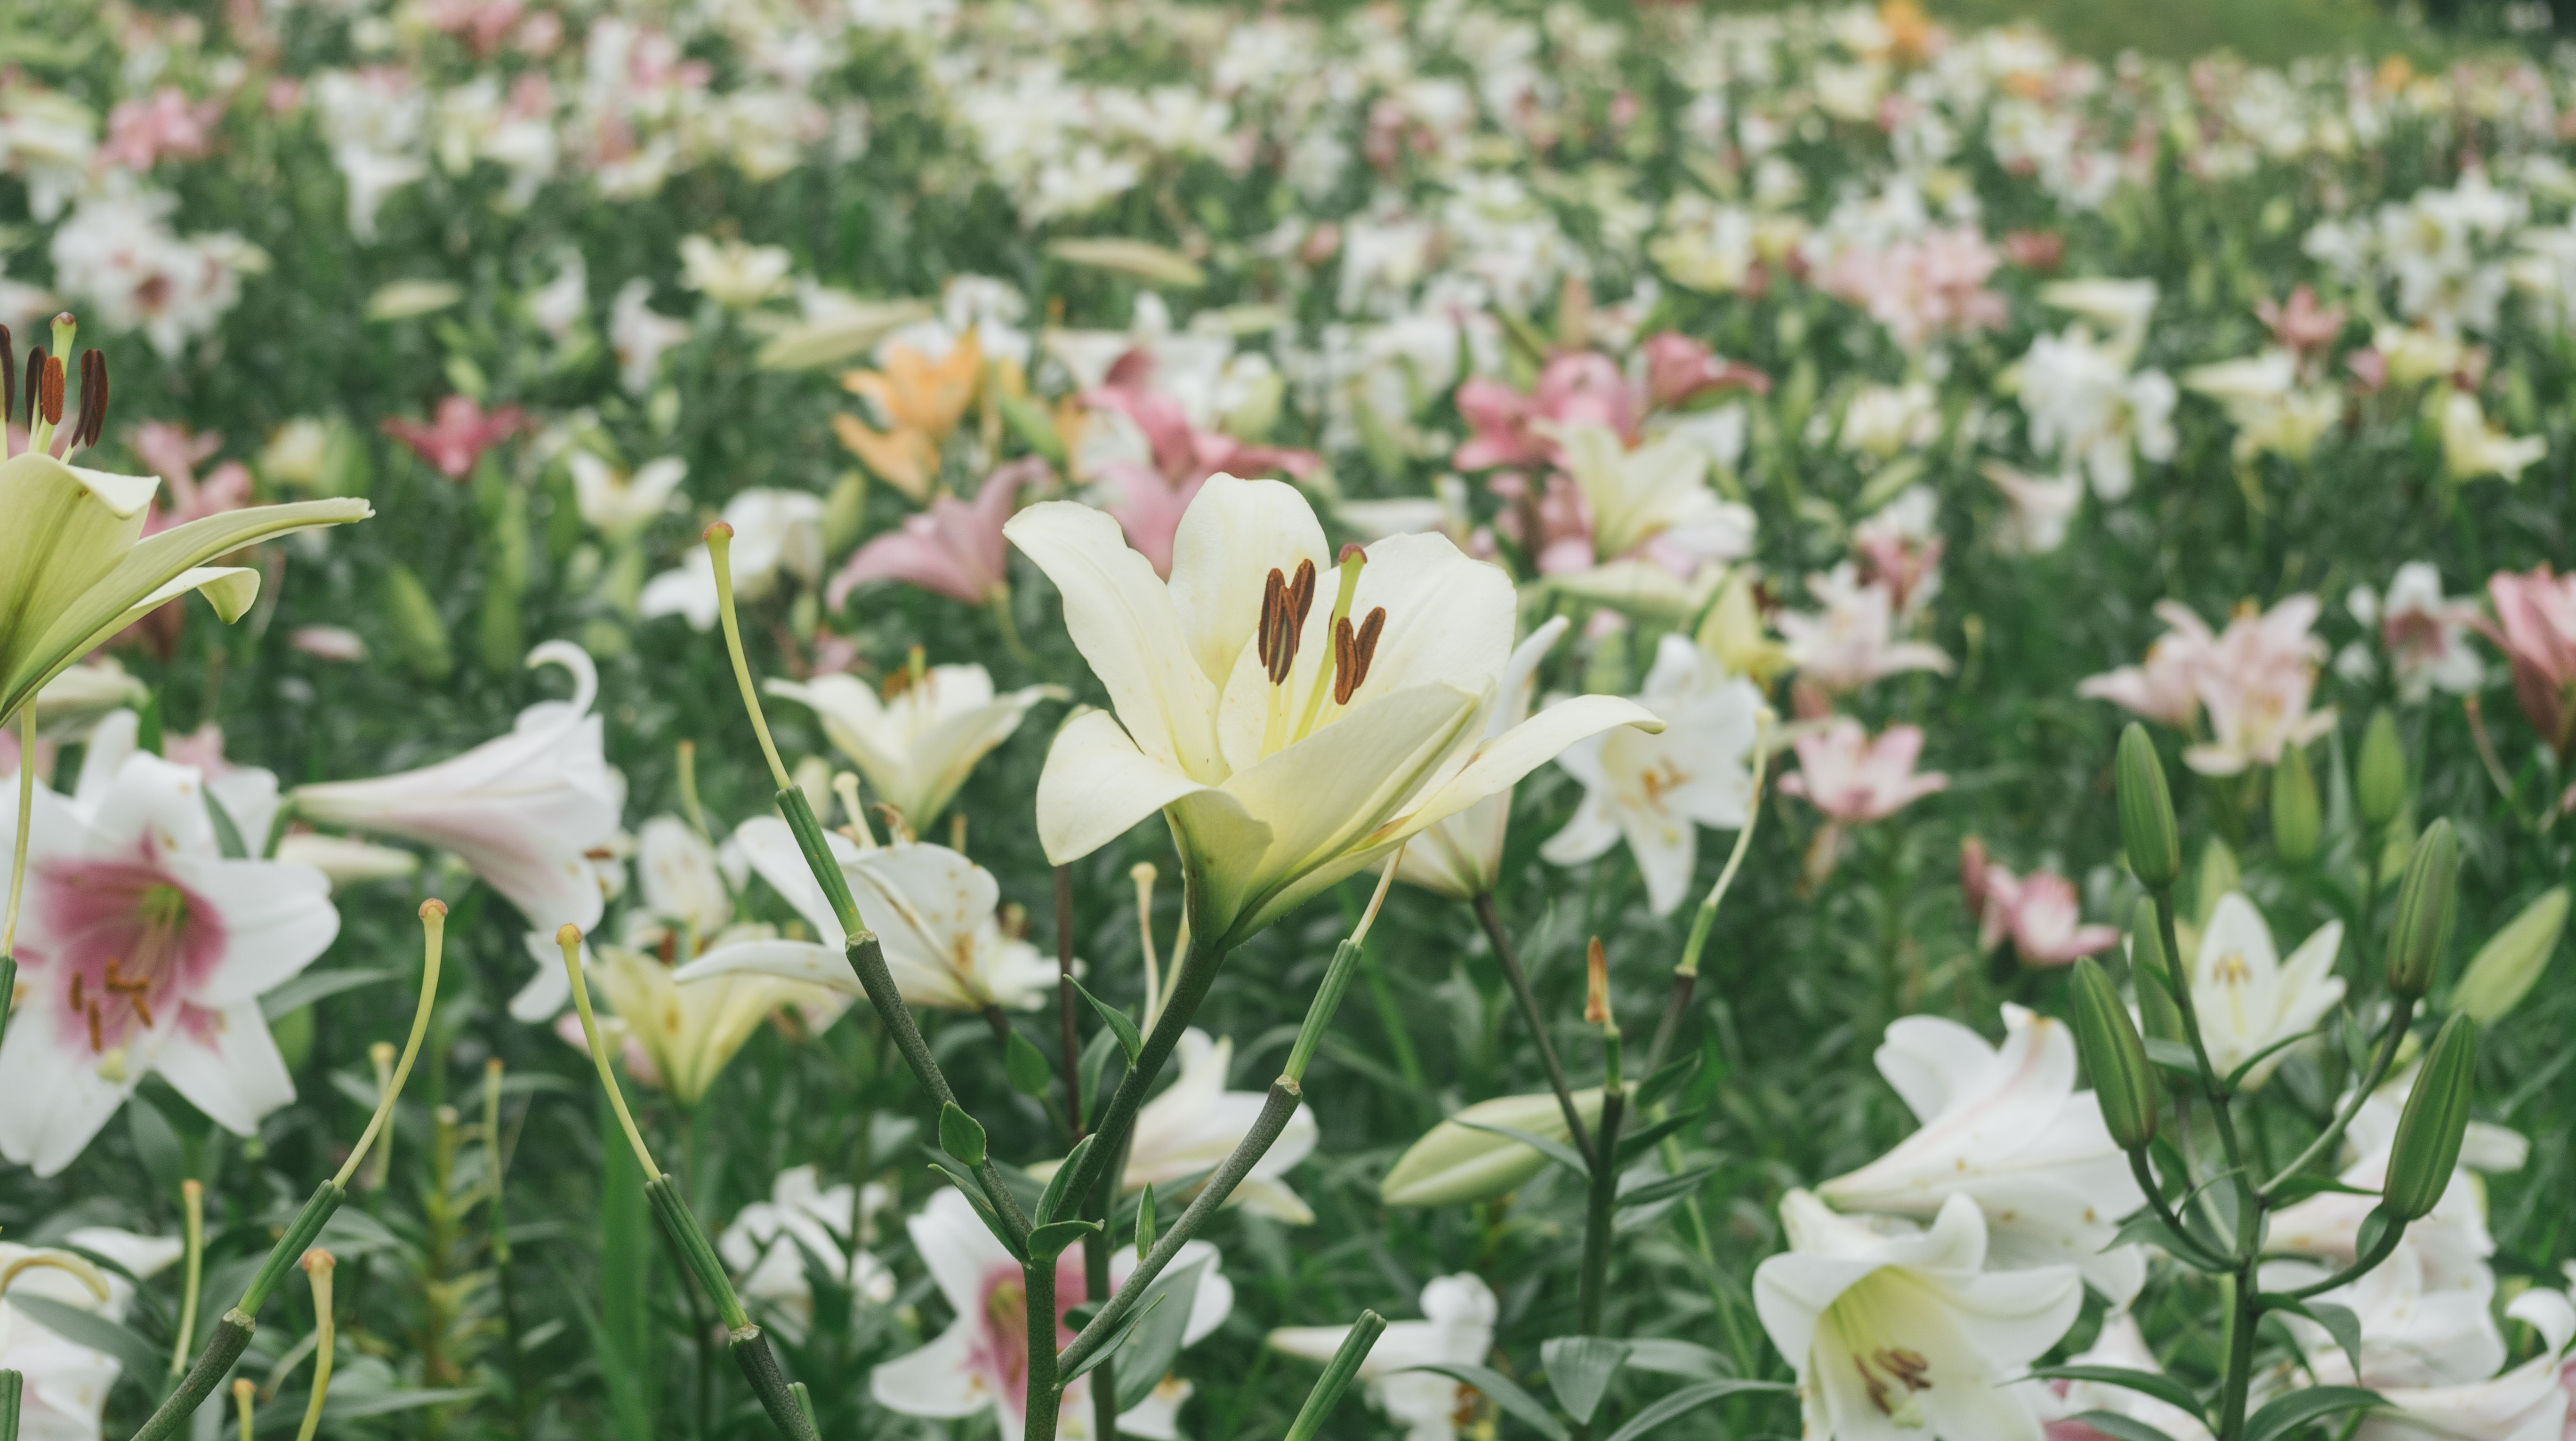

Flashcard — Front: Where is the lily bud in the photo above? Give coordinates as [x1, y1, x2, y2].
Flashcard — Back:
[382, 564, 453, 681]
[2270, 744, 2320, 866]
[2068, 957, 2157, 1150]
[2385, 819, 2459, 999]
[2129, 897, 2184, 1044]
[2115, 725, 2180, 889]
[2382, 1014, 2477, 1222]
[1380, 1091, 1604, 1207]
[2194, 838, 2239, 928]
[2450, 886, 2567, 1025]
[2357, 709, 2406, 830]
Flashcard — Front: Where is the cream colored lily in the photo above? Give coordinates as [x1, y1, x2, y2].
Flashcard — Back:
[765, 663, 1063, 830]
[0, 451, 369, 727]
[1006, 474, 1662, 950]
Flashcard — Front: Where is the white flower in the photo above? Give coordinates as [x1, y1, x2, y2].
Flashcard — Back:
[2349, 562, 2484, 701]
[765, 664, 1063, 830]
[634, 815, 733, 940]
[610, 279, 692, 396]
[1396, 617, 1567, 900]
[1980, 463, 2084, 556]
[2038, 277, 2157, 358]
[1004, 474, 1660, 950]
[1268, 1274, 1498, 1441]
[1777, 563, 1953, 693]
[1054, 1029, 1318, 1223]
[1551, 421, 1756, 570]
[0, 719, 338, 1176]
[1755, 1190, 2081, 1441]
[570, 453, 688, 540]
[1819, 1006, 2147, 1304]
[1836, 380, 1940, 461]
[870, 1187, 1230, 1439]
[639, 490, 825, 630]
[293, 642, 625, 1017]
[2437, 389, 2547, 483]
[2339, 1289, 2574, 1441]
[678, 235, 795, 308]
[2184, 893, 2344, 1089]
[0, 1228, 186, 1441]
[2018, 328, 2176, 501]
[1541, 633, 1763, 916]
[717, 1165, 895, 1342]
[679, 829, 1057, 1013]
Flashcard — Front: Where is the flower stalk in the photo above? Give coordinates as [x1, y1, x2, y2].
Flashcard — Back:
[169, 1180, 204, 1376]
[290, 1252, 335, 1441]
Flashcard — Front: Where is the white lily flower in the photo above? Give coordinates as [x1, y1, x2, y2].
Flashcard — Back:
[634, 815, 733, 940]
[585, 940, 825, 1108]
[1005, 474, 1661, 950]
[0, 723, 338, 1176]
[871, 1187, 1231, 1439]
[639, 489, 825, 631]
[717, 1165, 895, 1342]
[1551, 421, 1757, 568]
[1029, 1030, 1319, 1223]
[1541, 633, 1763, 916]
[1819, 1005, 2147, 1304]
[569, 453, 688, 540]
[1754, 1191, 2081, 1441]
[0, 1227, 186, 1441]
[1395, 616, 1567, 900]
[294, 643, 624, 1020]
[2184, 892, 2345, 1089]
[2336, 1289, 2574, 1441]
[1268, 1274, 1498, 1441]
[676, 824, 1057, 1013]
[0, 450, 368, 727]
[766, 664, 1064, 831]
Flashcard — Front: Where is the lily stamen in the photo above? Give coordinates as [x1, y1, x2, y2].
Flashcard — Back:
[1329, 606, 1387, 706]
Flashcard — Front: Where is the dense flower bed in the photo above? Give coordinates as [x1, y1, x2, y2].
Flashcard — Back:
[4, 0, 2576, 1438]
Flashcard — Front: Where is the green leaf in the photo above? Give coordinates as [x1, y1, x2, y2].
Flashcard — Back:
[2243, 1386, 2383, 1441]
[1026, 1219, 1103, 1260]
[923, 1155, 1026, 1262]
[5, 1295, 162, 1381]
[2031, 1367, 2209, 1424]
[1631, 1052, 1703, 1111]
[1006, 1030, 1054, 1097]
[1036, 1136, 1094, 1225]
[2224, 1028, 2323, 1092]
[2142, 1038, 2204, 1077]
[1612, 1108, 1704, 1166]
[203, 785, 248, 858]
[1402, 1362, 1570, 1441]
[1071, 978, 1143, 1063]
[939, 1102, 988, 1167]
[258, 968, 394, 1020]
[2263, 1175, 2379, 1205]
[1540, 1337, 1629, 1425]
[2061, 1412, 2182, 1441]
[1600, 1380, 1791, 1441]
[1113, 1258, 1208, 1413]
[2105, 1210, 2229, 1271]
[1621, 1339, 1732, 1380]
[1614, 1164, 1721, 1210]
[1453, 1118, 1590, 1179]
[2260, 1296, 2365, 1381]
[1135, 1183, 1157, 1260]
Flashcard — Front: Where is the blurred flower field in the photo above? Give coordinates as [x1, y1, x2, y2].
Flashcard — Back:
[4, 0, 2576, 1439]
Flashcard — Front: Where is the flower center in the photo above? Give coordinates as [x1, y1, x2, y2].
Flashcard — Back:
[36, 857, 222, 1054]
[1255, 547, 1389, 757]
[1827, 1281, 1936, 1430]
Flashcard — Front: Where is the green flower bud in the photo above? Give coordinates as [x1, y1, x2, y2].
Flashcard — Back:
[2357, 709, 2406, 830]
[2270, 744, 2321, 866]
[2116, 725, 2182, 890]
[2450, 886, 2567, 1026]
[2382, 1014, 2478, 1222]
[2385, 819, 2459, 999]
[2128, 897, 2185, 1044]
[822, 470, 870, 557]
[2194, 838, 2239, 928]
[2068, 957, 2158, 1150]
[1380, 1090, 1604, 1207]
[382, 564, 453, 682]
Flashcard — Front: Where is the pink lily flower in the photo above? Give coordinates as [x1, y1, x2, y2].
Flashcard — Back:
[1975, 860, 2118, 965]
[132, 421, 254, 534]
[2256, 285, 2348, 377]
[97, 87, 226, 171]
[2183, 596, 2335, 777]
[1484, 470, 1597, 575]
[1776, 564, 1952, 693]
[2076, 599, 2218, 730]
[827, 457, 1042, 609]
[2480, 564, 2576, 759]
[1640, 332, 1770, 410]
[1083, 360, 1317, 576]
[1779, 718, 1948, 824]
[1452, 350, 1634, 471]
[383, 395, 529, 480]
[0, 717, 338, 1176]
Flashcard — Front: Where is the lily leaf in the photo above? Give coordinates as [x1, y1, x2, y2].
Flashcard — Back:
[1601, 1379, 1791, 1441]
[1071, 978, 1143, 1063]
[2242, 1385, 2383, 1441]
[2031, 1366, 2209, 1425]
[1539, 1336, 1629, 1425]
[1454, 1118, 1589, 1179]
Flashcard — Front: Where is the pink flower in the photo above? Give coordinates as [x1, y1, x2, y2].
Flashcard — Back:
[1779, 718, 1948, 823]
[97, 88, 225, 171]
[132, 421, 254, 534]
[826, 458, 1039, 608]
[1640, 332, 1769, 410]
[418, 0, 526, 55]
[1776, 564, 1953, 693]
[2003, 230, 2064, 272]
[2481, 564, 2576, 758]
[1815, 228, 2007, 352]
[2077, 599, 2218, 729]
[1451, 351, 1635, 471]
[2184, 596, 2336, 777]
[2256, 286, 2347, 375]
[383, 396, 529, 480]
[1977, 861, 2117, 965]
[1484, 470, 1596, 576]
[1083, 359, 1317, 575]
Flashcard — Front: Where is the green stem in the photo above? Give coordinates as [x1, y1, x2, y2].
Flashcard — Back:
[1577, 1088, 1626, 1336]
[2260, 998, 2414, 1199]
[1024, 1253, 1061, 1441]
[2127, 1150, 2230, 1270]
[1051, 943, 1230, 1217]
[729, 1331, 821, 1441]
[1472, 894, 1595, 1166]
[2218, 1266, 2261, 1441]
[128, 1311, 255, 1441]
[839, 931, 1031, 1244]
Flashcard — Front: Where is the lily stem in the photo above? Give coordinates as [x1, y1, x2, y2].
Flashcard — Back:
[1472, 893, 1596, 1166]
[1576, 1088, 1626, 1337]
[1050, 942, 1229, 1217]
[840, 931, 1032, 1245]
[2260, 997, 2414, 1199]
[1024, 1253, 1061, 1441]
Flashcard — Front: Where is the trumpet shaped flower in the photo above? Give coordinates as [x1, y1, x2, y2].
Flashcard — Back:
[0, 1228, 186, 1441]
[1974, 862, 2118, 965]
[1549, 421, 1756, 573]
[870, 1186, 1231, 1439]
[1779, 718, 1948, 824]
[0, 728, 338, 1176]
[1396, 616, 1568, 900]
[0, 451, 368, 728]
[825, 458, 1035, 608]
[293, 641, 624, 963]
[1819, 1006, 2146, 1303]
[585, 941, 826, 1108]
[718, 1165, 895, 1342]
[1268, 1274, 1499, 1441]
[833, 331, 982, 502]
[1754, 1190, 2081, 1441]
[767, 662, 1062, 830]
[2185, 892, 2344, 1089]
[677, 824, 1057, 1013]
[1005, 474, 1660, 950]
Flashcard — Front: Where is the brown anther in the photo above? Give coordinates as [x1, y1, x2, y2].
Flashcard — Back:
[0, 325, 14, 434]
[131, 993, 155, 1028]
[77, 349, 107, 447]
[1351, 605, 1384, 683]
[68, 971, 85, 1012]
[1878, 1349, 1932, 1390]
[1288, 559, 1317, 629]
[39, 353, 64, 426]
[1331, 616, 1358, 704]
[1257, 567, 1287, 681]
[21, 346, 42, 429]
[86, 1001, 104, 1052]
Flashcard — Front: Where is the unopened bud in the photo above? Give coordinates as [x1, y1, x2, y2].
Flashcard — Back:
[2195, 838, 2239, 928]
[2270, 744, 2320, 866]
[2115, 725, 2181, 889]
[2357, 708, 2406, 829]
[1379, 1091, 1604, 1206]
[2128, 897, 2184, 1044]
[382, 564, 453, 681]
[2382, 1014, 2478, 1222]
[2068, 957, 2157, 1150]
[2385, 819, 2458, 998]
[1584, 937, 1610, 1025]
[301, 1247, 337, 1276]
[2450, 886, 2567, 1025]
